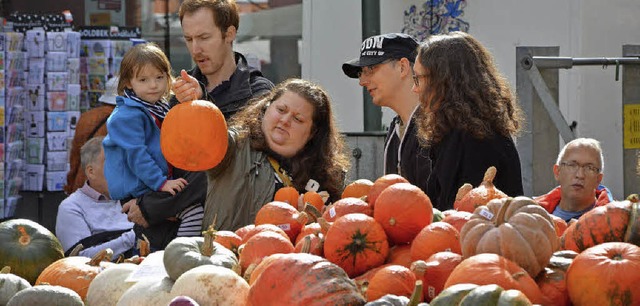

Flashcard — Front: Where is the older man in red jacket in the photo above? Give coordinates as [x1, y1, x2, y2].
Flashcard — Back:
[535, 138, 613, 222]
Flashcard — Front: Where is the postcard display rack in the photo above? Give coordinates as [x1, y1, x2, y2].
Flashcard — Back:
[79, 27, 137, 110]
[17, 29, 81, 194]
[1, 32, 24, 218]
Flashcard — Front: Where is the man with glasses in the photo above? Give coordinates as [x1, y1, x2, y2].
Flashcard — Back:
[342, 33, 431, 196]
[535, 138, 613, 222]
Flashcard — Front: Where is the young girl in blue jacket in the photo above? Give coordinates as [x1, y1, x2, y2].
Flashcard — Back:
[103, 43, 202, 237]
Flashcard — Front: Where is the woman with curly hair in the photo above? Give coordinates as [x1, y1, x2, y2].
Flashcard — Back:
[202, 78, 351, 230]
[412, 31, 525, 210]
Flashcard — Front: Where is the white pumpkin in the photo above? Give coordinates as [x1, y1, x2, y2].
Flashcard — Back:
[171, 265, 249, 306]
[116, 277, 175, 306]
[7, 285, 83, 306]
[85, 263, 138, 306]
[0, 267, 31, 305]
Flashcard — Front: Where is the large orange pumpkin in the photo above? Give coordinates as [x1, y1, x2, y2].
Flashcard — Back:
[535, 250, 577, 306]
[247, 253, 365, 305]
[410, 222, 461, 261]
[444, 253, 546, 305]
[460, 196, 558, 277]
[386, 244, 413, 268]
[323, 213, 389, 278]
[254, 201, 308, 242]
[239, 231, 295, 275]
[322, 197, 372, 222]
[234, 224, 255, 241]
[342, 179, 374, 199]
[567, 242, 640, 306]
[365, 265, 417, 301]
[560, 201, 640, 252]
[441, 210, 473, 233]
[160, 100, 228, 171]
[367, 174, 409, 209]
[374, 183, 433, 245]
[213, 230, 242, 254]
[453, 166, 508, 213]
[240, 223, 289, 244]
[35, 249, 115, 300]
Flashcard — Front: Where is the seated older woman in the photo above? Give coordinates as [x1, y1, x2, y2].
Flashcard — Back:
[202, 78, 351, 230]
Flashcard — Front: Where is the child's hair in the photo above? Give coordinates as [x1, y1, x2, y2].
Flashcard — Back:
[118, 42, 173, 101]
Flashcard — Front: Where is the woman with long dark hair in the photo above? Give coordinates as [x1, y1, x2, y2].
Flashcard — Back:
[412, 31, 525, 210]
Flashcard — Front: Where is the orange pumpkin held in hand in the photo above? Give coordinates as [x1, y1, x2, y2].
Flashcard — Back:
[161, 100, 228, 171]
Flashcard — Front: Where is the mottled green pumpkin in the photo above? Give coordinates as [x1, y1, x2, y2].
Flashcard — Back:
[431, 283, 532, 306]
[6, 285, 83, 306]
[163, 227, 239, 281]
[0, 219, 64, 284]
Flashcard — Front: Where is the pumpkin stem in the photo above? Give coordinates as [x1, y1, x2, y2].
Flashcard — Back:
[300, 235, 312, 253]
[17, 226, 31, 246]
[68, 243, 85, 256]
[482, 166, 497, 185]
[303, 203, 322, 222]
[624, 202, 640, 245]
[243, 263, 258, 282]
[124, 255, 144, 265]
[138, 234, 151, 257]
[297, 211, 309, 226]
[494, 198, 513, 226]
[202, 224, 218, 257]
[407, 280, 423, 306]
[89, 248, 114, 266]
[1, 266, 10, 274]
[409, 260, 427, 279]
[511, 271, 527, 280]
[455, 184, 473, 201]
[318, 217, 331, 234]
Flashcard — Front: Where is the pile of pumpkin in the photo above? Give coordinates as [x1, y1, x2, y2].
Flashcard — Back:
[2, 167, 640, 306]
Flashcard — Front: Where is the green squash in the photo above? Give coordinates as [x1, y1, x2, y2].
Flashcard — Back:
[0, 266, 31, 305]
[365, 280, 428, 306]
[432, 208, 444, 222]
[6, 285, 83, 306]
[431, 283, 532, 306]
[163, 226, 239, 281]
[0, 219, 64, 284]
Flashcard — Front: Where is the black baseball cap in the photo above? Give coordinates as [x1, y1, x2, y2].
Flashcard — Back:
[342, 33, 419, 78]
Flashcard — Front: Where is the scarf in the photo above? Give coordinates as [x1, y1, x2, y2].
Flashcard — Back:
[124, 88, 170, 122]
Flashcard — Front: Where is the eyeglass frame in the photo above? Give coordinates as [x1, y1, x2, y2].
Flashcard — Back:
[559, 161, 601, 176]
[412, 72, 427, 87]
[356, 59, 398, 78]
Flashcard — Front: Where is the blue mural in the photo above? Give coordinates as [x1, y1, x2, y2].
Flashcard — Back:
[402, 0, 470, 41]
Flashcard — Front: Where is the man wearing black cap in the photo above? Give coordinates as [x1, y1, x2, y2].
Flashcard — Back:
[342, 33, 431, 196]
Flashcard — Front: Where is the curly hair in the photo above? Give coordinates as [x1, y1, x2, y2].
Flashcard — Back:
[228, 78, 350, 200]
[414, 31, 524, 145]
